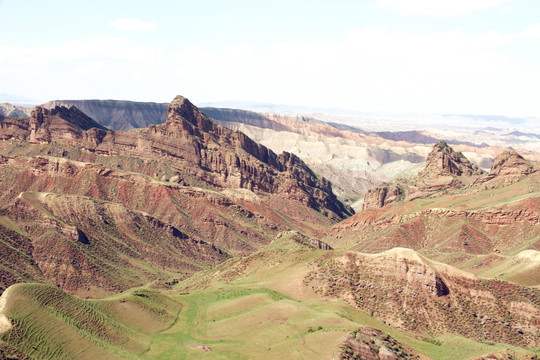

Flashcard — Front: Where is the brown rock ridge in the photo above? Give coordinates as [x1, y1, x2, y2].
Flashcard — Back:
[0, 96, 352, 220]
[363, 141, 483, 209]
[329, 194, 540, 256]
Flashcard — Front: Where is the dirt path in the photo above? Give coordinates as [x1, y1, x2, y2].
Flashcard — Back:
[0, 287, 13, 334]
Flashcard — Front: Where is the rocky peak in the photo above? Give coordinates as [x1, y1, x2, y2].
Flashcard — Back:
[473, 149, 536, 187]
[420, 141, 482, 177]
[165, 95, 215, 136]
[490, 149, 533, 176]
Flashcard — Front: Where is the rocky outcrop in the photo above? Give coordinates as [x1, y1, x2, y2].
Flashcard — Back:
[362, 184, 403, 210]
[0, 116, 30, 140]
[276, 230, 333, 250]
[407, 141, 483, 200]
[0, 105, 106, 144]
[27, 106, 106, 144]
[362, 141, 484, 209]
[419, 141, 482, 178]
[339, 327, 419, 360]
[473, 150, 536, 187]
[41, 99, 168, 130]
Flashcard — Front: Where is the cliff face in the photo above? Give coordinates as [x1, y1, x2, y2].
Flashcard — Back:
[362, 184, 402, 210]
[41, 99, 168, 130]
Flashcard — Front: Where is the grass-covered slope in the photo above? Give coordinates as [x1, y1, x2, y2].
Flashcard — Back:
[169, 234, 540, 359]
[0, 284, 180, 359]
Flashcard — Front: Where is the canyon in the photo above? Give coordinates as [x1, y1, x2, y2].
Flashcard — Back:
[0, 97, 538, 359]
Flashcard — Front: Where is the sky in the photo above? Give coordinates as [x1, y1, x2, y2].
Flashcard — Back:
[1, 0, 539, 116]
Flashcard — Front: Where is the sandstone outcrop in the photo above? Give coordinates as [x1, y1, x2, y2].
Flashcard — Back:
[406, 141, 483, 199]
[419, 140, 482, 177]
[275, 230, 333, 250]
[339, 327, 419, 360]
[362, 141, 484, 209]
[362, 184, 403, 210]
[473, 149, 537, 187]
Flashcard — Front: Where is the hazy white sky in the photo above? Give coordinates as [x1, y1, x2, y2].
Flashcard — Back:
[1, 0, 539, 116]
